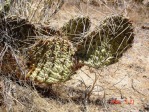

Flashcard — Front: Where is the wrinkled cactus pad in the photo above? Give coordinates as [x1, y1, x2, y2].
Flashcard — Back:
[26, 37, 75, 85]
[76, 15, 134, 68]
[99, 15, 134, 54]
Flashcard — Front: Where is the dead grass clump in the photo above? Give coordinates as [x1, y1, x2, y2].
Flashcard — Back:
[0, 16, 38, 78]
[0, 76, 31, 111]
[0, 75, 56, 112]
[8, 0, 64, 24]
[0, 17, 36, 49]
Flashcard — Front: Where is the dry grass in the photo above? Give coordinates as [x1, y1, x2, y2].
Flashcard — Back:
[0, 0, 149, 112]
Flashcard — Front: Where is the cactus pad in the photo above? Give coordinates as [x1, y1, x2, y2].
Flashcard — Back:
[26, 38, 75, 85]
[76, 15, 134, 68]
[62, 16, 91, 42]
[99, 15, 134, 54]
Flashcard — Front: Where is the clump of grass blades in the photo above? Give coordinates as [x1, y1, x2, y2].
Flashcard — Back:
[0, 17, 36, 49]
[8, 0, 64, 24]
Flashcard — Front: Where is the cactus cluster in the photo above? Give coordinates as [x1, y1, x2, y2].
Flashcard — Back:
[26, 37, 75, 85]
[0, 14, 134, 87]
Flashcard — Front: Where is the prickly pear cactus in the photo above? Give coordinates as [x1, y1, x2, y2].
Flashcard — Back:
[76, 15, 134, 68]
[26, 38, 75, 85]
[99, 15, 134, 54]
[62, 16, 91, 42]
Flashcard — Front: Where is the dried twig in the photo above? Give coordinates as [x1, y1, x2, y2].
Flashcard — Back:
[131, 79, 145, 96]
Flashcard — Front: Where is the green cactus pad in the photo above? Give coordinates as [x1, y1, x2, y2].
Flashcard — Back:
[26, 38, 75, 85]
[62, 16, 91, 42]
[99, 15, 134, 54]
[76, 15, 134, 68]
